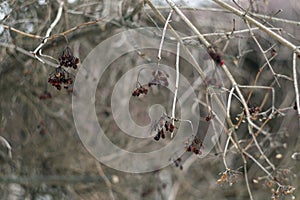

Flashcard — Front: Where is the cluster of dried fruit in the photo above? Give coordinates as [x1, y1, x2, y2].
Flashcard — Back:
[248, 105, 260, 115]
[244, 103, 260, 120]
[48, 67, 73, 90]
[48, 47, 79, 90]
[132, 85, 148, 97]
[58, 46, 79, 69]
[154, 120, 175, 141]
[217, 170, 243, 186]
[272, 185, 295, 199]
[132, 69, 170, 98]
[185, 136, 203, 155]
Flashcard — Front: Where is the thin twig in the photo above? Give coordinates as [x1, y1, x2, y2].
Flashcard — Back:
[226, 87, 235, 118]
[244, 20, 280, 86]
[2, 25, 42, 39]
[222, 129, 232, 170]
[47, 18, 102, 40]
[293, 52, 300, 123]
[171, 42, 180, 138]
[157, 10, 173, 61]
[242, 154, 254, 200]
[243, 151, 273, 178]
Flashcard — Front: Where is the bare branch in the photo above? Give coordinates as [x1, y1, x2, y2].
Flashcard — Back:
[32, 1, 64, 64]
[157, 10, 173, 61]
[293, 52, 300, 123]
[171, 42, 180, 138]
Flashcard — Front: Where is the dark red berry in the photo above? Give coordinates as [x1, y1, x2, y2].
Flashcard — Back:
[164, 122, 169, 131]
[161, 131, 165, 139]
[208, 48, 223, 65]
[205, 116, 211, 121]
[132, 89, 140, 96]
[186, 146, 191, 152]
[169, 124, 175, 132]
[154, 134, 160, 141]
[193, 149, 200, 155]
[59, 47, 80, 69]
[193, 137, 200, 145]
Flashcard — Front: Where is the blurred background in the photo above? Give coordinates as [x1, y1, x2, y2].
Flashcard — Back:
[0, 0, 299, 199]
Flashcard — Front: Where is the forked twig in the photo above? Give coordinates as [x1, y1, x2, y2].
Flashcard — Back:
[32, 1, 64, 64]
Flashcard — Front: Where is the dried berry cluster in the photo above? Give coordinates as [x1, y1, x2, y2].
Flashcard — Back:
[249, 106, 260, 115]
[132, 85, 148, 97]
[132, 69, 170, 97]
[217, 170, 243, 186]
[185, 136, 203, 155]
[48, 67, 73, 90]
[48, 47, 79, 90]
[272, 185, 295, 199]
[208, 48, 224, 66]
[244, 103, 260, 120]
[154, 121, 175, 141]
[148, 69, 169, 87]
[217, 171, 228, 185]
[58, 47, 79, 69]
[173, 157, 183, 170]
